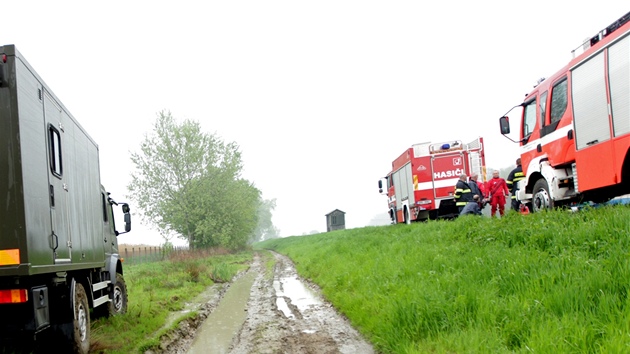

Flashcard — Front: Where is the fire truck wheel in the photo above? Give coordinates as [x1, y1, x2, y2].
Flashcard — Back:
[404, 207, 411, 224]
[71, 283, 90, 354]
[389, 209, 396, 223]
[532, 179, 553, 212]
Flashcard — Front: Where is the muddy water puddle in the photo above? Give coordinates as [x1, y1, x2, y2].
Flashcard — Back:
[187, 272, 256, 354]
[274, 262, 322, 318]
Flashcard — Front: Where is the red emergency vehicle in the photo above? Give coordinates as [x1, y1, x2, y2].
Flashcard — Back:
[500, 11, 630, 211]
[378, 138, 486, 223]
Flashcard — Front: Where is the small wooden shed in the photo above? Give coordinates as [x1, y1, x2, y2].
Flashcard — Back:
[325, 209, 346, 232]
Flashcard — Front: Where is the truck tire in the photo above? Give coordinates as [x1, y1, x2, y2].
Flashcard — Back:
[110, 273, 128, 315]
[532, 179, 553, 212]
[94, 272, 128, 318]
[71, 283, 90, 354]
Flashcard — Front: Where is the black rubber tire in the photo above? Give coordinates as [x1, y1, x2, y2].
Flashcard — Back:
[110, 273, 128, 315]
[532, 179, 553, 212]
[94, 272, 128, 318]
[71, 283, 90, 354]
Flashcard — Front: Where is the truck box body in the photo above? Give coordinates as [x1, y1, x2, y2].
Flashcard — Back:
[0, 44, 111, 275]
[0, 44, 129, 353]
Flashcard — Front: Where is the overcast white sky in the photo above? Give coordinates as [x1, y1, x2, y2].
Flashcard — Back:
[3, 2, 629, 245]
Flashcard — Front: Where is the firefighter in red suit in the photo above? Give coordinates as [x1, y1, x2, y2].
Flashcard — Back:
[485, 169, 509, 217]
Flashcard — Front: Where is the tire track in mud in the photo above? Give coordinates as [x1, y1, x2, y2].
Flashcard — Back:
[228, 251, 375, 354]
[154, 251, 375, 354]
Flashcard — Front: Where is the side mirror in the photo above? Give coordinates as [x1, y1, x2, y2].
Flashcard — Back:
[499, 116, 511, 135]
[122, 203, 130, 213]
[124, 213, 131, 232]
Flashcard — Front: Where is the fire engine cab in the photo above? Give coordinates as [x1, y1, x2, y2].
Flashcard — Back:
[378, 137, 485, 223]
[499, 11, 630, 211]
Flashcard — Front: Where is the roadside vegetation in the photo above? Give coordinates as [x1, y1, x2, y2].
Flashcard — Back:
[257, 205, 630, 353]
[127, 110, 279, 250]
[89, 249, 252, 353]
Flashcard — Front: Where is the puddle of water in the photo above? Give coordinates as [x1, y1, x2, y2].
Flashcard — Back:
[275, 296, 294, 319]
[187, 272, 256, 354]
[273, 264, 321, 318]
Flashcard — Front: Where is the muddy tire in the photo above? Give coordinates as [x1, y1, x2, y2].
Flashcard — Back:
[71, 283, 90, 354]
[94, 273, 128, 318]
[532, 179, 553, 212]
[110, 273, 128, 315]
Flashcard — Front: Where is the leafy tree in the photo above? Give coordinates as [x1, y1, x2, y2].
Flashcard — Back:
[128, 110, 261, 249]
[252, 198, 279, 242]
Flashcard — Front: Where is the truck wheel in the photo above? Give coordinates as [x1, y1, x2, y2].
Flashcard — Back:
[71, 283, 90, 354]
[389, 209, 396, 224]
[404, 207, 411, 224]
[95, 273, 128, 318]
[532, 179, 553, 212]
[110, 273, 128, 315]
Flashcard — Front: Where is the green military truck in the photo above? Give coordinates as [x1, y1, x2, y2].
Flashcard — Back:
[0, 44, 131, 353]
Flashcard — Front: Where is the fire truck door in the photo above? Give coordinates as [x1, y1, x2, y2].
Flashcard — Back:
[431, 153, 466, 199]
[574, 144, 617, 192]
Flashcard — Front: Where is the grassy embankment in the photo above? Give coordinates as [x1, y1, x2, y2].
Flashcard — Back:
[257, 206, 630, 353]
[89, 249, 252, 353]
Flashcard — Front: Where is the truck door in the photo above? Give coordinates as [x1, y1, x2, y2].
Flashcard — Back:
[44, 90, 72, 264]
[100, 189, 118, 256]
[431, 153, 466, 199]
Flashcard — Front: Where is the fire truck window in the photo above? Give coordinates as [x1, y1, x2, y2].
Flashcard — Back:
[550, 78, 568, 124]
[539, 91, 548, 127]
[523, 100, 537, 138]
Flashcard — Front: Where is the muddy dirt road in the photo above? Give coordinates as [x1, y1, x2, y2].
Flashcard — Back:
[155, 251, 376, 354]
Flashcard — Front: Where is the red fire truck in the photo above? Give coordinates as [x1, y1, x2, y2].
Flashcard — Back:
[499, 11, 630, 211]
[378, 138, 486, 223]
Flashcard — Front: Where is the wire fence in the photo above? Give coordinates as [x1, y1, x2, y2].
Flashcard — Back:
[119, 245, 189, 264]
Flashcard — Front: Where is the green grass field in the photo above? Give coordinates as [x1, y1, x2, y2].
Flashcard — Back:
[256, 206, 630, 353]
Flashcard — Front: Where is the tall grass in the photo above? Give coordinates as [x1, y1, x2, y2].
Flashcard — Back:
[256, 206, 630, 353]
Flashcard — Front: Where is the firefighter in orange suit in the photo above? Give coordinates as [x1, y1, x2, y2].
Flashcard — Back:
[485, 170, 509, 217]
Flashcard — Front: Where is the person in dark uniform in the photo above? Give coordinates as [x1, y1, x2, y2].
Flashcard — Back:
[506, 158, 525, 211]
[454, 174, 475, 214]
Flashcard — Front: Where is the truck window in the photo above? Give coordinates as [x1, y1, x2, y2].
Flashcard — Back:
[48, 125, 62, 177]
[539, 91, 548, 127]
[101, 193, 109, 222]
[550, 78, 568, 124]
[523, 100, 537, 140]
